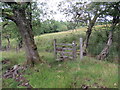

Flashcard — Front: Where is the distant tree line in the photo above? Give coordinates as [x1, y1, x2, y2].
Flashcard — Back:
[2, 19, 86, 39]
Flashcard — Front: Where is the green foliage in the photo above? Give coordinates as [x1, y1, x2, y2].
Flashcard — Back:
[88, 25, 119, 62]
[2, 19, 73, 40]
[33, 19, 68, 35]
[2, 22, 19, 39]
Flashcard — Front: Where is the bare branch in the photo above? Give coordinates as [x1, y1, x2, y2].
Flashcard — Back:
[2, 22, 9, 28]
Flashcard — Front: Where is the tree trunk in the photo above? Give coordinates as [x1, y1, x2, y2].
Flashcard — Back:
[16, 39, 23, 52]
[18, 39, 23, 49]
[97, 16, 119, 60]
[0, 33, 1, 50]
[14, 9, 42, 66]
[118, 26, 120, 60]
[97, 30, 113, 60]
[83, 13, 99, 55]
[6, 37, 10, 50]
[117, 24, 120, 60]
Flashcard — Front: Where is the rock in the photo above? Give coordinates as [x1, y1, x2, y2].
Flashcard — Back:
[3, 64, 32, 88]
[81, 84, 89, 89]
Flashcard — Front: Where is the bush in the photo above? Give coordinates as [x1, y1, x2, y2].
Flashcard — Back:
[88, 26, 119, 62]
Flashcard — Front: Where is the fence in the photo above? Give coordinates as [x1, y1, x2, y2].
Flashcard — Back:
[54, 38, 83, 61]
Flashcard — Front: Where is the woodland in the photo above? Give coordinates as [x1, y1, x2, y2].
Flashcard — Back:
[0, 0, 119, 89]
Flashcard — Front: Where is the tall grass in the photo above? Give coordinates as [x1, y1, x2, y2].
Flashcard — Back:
[1, 51, 118, 88]
[1, 25, 118, 88]
[24, 55, 118, 88]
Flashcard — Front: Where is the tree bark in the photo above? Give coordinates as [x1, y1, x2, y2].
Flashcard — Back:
[117, 25, 120, 61]
[0, 33, 1, 50]
[83, 13, 99, 55]
[13, 9, 42, 66]
[6, 36, 10, 50]
[18, 39, 23, 49]
[97, 30, 113, 60]
[97, 16, 119, 60]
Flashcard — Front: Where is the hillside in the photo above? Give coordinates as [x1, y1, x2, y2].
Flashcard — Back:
[1, 25, 118, 88]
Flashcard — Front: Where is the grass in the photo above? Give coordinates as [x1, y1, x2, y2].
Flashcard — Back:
[2, 52, 117, 88]
[1, 50, 118, 88]
[1, 25, 118, 88]
[1, 50, 26, 64]
[1, 25, 106, 52]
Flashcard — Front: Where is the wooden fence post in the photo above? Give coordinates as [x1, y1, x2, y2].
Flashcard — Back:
[80, 38, 83, 60]
[72, 41, 76, 60]
[54, 39, 57, 60]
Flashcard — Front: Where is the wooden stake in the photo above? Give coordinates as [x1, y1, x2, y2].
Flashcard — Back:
[72, 41, 76, 60]
[80, 38, 83, 60]
[54, 39, 57, 60]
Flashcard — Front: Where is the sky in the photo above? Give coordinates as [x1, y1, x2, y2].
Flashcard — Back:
[37, 0, 67, 21]
[36, 0, 114, 21]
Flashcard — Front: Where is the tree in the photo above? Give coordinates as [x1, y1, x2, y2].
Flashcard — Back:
[73, 2, 106, 55]
[4, 34, 11, 50]
[82, 10, 100, 55]
[97, 2, 120, 60]
[58, 1, 106, 55]
[2, 1, 42, 66]
[0, 32, 1, 50]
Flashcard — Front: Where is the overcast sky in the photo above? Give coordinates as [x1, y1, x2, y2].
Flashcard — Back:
[37, 0, 67, 21]
[36, 0, 113, 21]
